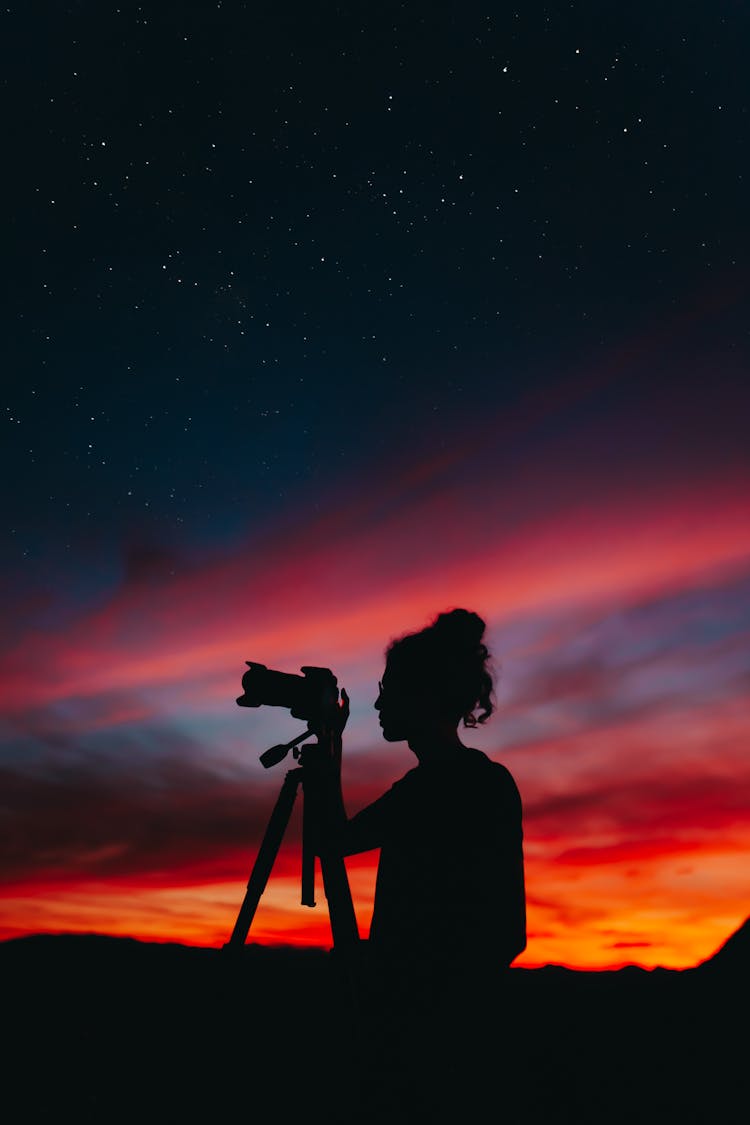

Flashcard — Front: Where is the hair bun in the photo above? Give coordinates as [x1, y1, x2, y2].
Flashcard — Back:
[386, 607, 496, 727]
[434, 608, 486, 648]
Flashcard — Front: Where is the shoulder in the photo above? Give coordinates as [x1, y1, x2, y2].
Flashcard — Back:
[381, 766, 422, 801]
[389, 766, 422, 792]
[465, 747, 517, 781]
[464, 749, 523, 805]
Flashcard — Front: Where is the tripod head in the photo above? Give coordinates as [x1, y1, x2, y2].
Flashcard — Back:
[257, 727, 318, 769]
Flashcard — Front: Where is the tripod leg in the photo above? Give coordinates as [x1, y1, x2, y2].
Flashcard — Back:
[225, 769, 302, 949]
[301, 794, 316, 907]
[319, 851, 363, 1033]
[319, 851, 360, 949]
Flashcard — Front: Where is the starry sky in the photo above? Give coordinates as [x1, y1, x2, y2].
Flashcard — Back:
[2, 1, 749, 969]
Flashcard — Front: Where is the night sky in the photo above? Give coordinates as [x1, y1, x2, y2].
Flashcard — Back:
[2, 2, 749, 968]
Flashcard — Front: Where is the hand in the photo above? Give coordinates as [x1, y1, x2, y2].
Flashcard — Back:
[334, 687, 350, 734]
[324, 687, 349, 774]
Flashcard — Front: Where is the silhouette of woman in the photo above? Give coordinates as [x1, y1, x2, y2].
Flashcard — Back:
[322, 607, 526, 990]
[318, 609, 526, 1120]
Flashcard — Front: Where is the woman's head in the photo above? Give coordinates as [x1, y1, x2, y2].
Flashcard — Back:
[375, 608, 496, 742]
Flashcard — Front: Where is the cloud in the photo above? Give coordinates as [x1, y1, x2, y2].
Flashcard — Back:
[2, 457, 748, 722]
[0, 720, 309, 891]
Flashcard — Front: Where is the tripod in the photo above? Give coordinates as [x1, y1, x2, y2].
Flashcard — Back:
[225, 721, 360, 952]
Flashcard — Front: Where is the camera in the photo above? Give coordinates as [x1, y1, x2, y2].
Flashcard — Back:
[237, 662, 339, 725]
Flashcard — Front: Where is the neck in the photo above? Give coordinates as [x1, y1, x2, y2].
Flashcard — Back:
[407, 723, 465, 763]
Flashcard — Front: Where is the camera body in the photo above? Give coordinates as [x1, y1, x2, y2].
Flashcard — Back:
[237, 661, 339, 725]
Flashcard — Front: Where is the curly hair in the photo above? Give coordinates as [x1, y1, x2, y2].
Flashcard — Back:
[385, 607, 496, 727]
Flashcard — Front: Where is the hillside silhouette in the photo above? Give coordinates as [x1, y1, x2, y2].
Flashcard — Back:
[2, 919, 746, 1124]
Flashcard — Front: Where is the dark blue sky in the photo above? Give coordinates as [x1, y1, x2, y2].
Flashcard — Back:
[4, 2, 747, 594]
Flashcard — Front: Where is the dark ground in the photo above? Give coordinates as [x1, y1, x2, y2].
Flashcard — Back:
[2, 925, 745, 1124]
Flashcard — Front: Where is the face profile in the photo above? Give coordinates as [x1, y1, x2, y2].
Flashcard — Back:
[374, 666, 413, 742]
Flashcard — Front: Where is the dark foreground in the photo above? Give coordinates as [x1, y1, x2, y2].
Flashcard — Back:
[1, 930, 744, 1124]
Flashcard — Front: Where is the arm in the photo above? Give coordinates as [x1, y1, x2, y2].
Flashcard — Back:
[310, 688, 393, 855]
[308, 687, 390, 858]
